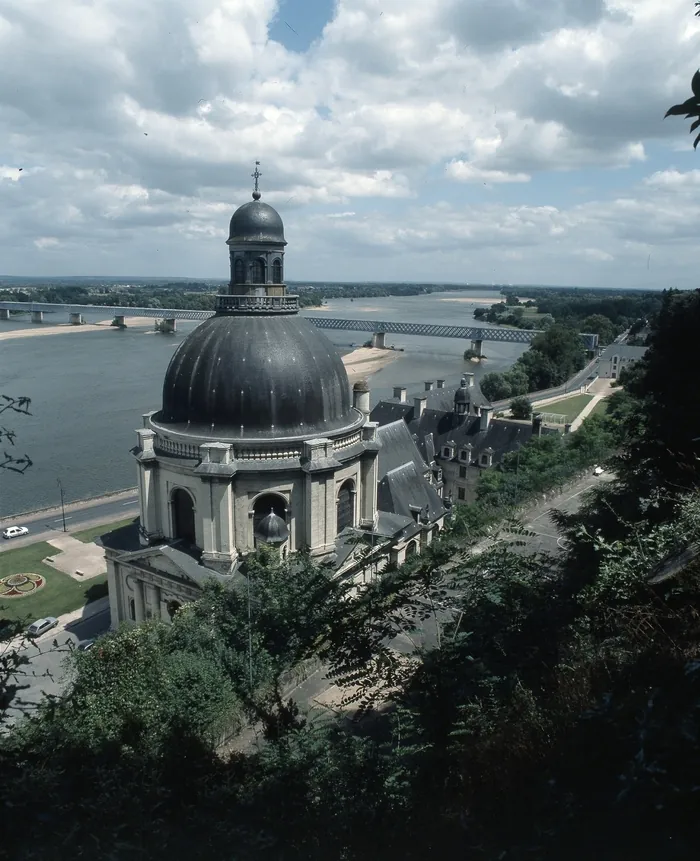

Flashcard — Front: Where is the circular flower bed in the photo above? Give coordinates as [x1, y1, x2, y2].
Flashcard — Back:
[0, 572, 45, 597]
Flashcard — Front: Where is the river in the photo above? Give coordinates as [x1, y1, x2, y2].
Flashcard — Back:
[0, 290, 528, 517]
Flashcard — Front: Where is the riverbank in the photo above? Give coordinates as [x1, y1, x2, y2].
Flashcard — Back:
[341, 346, 399, 383]
[0, 317, 157, 341]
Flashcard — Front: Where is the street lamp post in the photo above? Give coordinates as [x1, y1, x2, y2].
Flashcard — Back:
[57, 478, 67, 532]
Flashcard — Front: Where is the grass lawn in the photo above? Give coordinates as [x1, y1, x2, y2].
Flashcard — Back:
[0, 541, 107, 624]
[72, 517, 137, 544]
[536, 394, 594, 423]
[588, 399, 610, 418]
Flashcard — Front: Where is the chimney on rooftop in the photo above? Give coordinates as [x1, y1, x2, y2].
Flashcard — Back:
[479, 405, 492, 433]
[393, 386, 407, 402]
[414, 395, 427, 418]
[436, 379, 445, 389]
[353, 379, 370, 417]
[424, 381, 435, 391]
[465, 373, 475, 388]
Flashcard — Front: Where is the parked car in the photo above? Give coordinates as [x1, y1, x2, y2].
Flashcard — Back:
[593, 466, 604, 476]
[26, 617, 59, 638]
[77, 639, 95, 652]
[2, 525, 29, 540]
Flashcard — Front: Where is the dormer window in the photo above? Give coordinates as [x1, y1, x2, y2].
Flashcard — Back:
[459, 450, 468, 461]
[443, 446, 452, 458]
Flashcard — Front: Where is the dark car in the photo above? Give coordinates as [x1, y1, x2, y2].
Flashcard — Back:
[77, 639, 95, 652]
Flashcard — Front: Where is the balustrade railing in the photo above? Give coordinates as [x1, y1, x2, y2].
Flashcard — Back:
[216, 294, 299, 314]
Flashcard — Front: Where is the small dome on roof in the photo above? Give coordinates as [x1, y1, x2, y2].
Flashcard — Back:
[228, 197, 286, 245]
[254, 510, 289, 545]
[454, 377, 470, 405]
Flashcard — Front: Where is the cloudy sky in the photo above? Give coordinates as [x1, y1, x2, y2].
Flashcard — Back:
[2, 0, 700, 287]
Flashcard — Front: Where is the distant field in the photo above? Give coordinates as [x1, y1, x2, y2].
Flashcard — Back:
[537, 394, 594, 423]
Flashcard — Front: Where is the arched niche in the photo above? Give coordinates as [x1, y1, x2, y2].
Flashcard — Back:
[171, 487, 196, 546]
[252, 492, 288, 545]
[336, 479, 356, 533]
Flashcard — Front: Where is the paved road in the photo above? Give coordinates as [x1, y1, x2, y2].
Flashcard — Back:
[0, 491, 138, 553]
[2, 606, 112, 729]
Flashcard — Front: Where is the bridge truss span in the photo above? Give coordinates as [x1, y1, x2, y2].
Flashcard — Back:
[306, 317, 541, 344]
[0, 301, 598, 349]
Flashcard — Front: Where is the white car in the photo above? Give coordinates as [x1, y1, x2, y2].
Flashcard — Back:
[593, 466, 604, 476]
[2, 525, 29, 540]
[27, 617, 59, 638]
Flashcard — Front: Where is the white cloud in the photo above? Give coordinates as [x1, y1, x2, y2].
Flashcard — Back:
[0, 0, 699, 285]
[34, 237, 60, 250]
[446, 160, 531, 184]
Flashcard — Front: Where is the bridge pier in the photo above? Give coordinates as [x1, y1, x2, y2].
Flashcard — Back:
[371, 331, 386, 349]
[0, 308, 10, 321]
[470, 338, 483, 358]
[31, 310, 44, 324]
[69, 312, 83, 325]
[155, 318, 177, 334]
[112, 315, 127, 328]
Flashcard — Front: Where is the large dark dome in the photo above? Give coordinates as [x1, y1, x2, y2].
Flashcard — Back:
[157, 315, 357, 439]
[228, 200, 286, 245]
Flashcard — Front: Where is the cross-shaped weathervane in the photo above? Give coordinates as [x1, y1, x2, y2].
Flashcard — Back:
[252, 161, 262, 193]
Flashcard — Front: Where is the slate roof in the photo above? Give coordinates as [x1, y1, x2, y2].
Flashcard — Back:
[370, 379, 490, 429]
[376, 419, 429, 479]
[378, 462, 445, 523]
[436, 416, 558, 466]
[598, 343, 647, 361]
[372, 386, 558, 469]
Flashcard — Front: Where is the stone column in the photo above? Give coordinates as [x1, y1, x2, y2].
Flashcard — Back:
[31, 310, 44, 323]
[198, 443, 237, 570]
[69, 312, 83, 325]
[106, 558, 121, 629]
[371, 331, 386, 349]
[359, 423, 379, 528]
[133, 578, 146, 621]
[0, 308, 10, 321]
[136, 430, 160, 544]
[113, 315, 126, 328]
[470, 338, 483, 357]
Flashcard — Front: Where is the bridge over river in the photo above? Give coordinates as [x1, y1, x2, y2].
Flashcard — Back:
[0, 301, 599, 352]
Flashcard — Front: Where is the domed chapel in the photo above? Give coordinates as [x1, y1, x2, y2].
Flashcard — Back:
[106, 166, 445, 627]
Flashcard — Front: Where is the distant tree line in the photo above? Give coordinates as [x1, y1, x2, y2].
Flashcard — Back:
[474, 287, 664, 347]
[0, 281, 500, 314]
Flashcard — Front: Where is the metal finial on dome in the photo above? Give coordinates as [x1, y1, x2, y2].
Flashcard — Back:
[460, 376, 468, 387]
[252, 160, 262, 200]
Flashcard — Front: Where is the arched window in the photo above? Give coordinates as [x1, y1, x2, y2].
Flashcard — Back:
[234, 258, 245, 284]
[405, 540, 418, 558]
[253, 493, 288, 545]
[171, 488, 196, 545]
[336, 480, 355, 533]
[272, 258, 282, 284]
[250, 258, 265, 284]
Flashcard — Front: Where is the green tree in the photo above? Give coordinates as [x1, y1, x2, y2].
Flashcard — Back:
[582, 313, 616, 345]
[480, 372, 512, 401]
[510, 395, 532, 419]
[623, 289, 700, 496]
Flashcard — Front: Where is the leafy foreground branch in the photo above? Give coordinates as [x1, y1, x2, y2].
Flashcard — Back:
[0, 394, 33, 474]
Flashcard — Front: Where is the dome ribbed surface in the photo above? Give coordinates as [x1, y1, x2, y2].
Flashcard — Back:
[254, 511, 289, 545]
[158, 315, 356, 439]
[228, 200, 286, 245]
